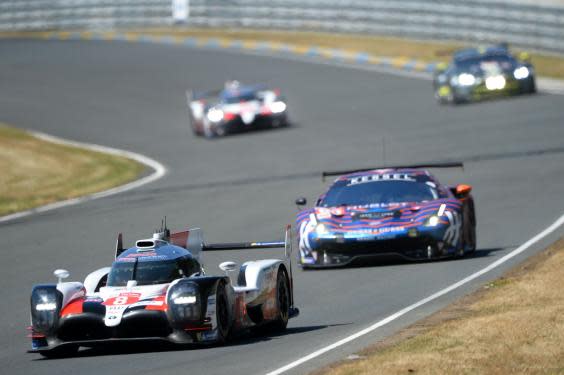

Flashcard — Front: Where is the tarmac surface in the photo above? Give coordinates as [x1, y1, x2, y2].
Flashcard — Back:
[1, 39, 564, 375]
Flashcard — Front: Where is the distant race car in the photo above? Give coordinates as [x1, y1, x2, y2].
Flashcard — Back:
[295, 163, 476, 268]
[187, 80, 289, 138]
[28, 223, 298, 357]
[433, 45, 536, 104]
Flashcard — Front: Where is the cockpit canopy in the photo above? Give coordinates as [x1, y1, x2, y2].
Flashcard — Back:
[107, 256, 201, 286]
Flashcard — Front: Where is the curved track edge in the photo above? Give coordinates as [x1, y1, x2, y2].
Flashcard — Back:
[0, 130, 167, 224]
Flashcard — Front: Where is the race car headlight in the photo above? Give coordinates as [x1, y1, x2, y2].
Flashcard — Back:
[270, 101, 287, 114]
[425, 204, 447, 227]
[167, 281, 201, 324]
[207, 108, 224, 122]
[485, 76, 506, 90]
[457, 73, 476, 86]
[315, 223, 328, 235]
[173, 295, 197, 304]
[35, 302, 58, 311]
[425, 215, 441, 227]
[513, 66, 530, 79]
[31, 286, 62, 334]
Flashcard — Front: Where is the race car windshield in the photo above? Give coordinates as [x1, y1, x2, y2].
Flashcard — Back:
[456, 54, 515, 73]
[223, 92, 256, 104]
[107, 258, 200, 286]
[320, 180, 438, 207]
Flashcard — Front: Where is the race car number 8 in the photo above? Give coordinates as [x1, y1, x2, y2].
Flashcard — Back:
[114, 296, 128, 305]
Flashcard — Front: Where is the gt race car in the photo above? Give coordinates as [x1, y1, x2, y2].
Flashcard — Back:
[433, 45, 536, 104]
[28, 223, 298, 357]
[187, 80, 289, 138]
[295, 163, 476, 268]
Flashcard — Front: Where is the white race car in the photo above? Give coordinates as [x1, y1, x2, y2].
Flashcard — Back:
[187, 80, 289, 138]
[28, 223, 298, 357]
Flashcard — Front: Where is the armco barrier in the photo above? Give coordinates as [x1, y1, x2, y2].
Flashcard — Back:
[1, 0, 563, 54]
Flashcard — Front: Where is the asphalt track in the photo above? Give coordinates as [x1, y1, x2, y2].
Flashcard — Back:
[1, 39, 564, 375]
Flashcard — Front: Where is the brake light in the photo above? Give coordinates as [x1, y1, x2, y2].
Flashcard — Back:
[224, 112, 236, 121]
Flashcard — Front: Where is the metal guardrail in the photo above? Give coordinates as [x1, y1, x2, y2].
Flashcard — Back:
[1, 0, 564, 54]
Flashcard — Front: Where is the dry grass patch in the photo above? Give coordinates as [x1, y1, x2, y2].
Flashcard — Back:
[0, 123, 144, 216]
[319, 238, 564, 375]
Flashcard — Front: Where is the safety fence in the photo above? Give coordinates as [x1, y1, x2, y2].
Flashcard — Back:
[1, 0, 563, 54]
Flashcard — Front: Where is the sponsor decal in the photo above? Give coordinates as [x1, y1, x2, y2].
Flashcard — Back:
[348, 173, 415, 186]
[315, 208, 331, 219]
[202, 330, 218, 341]
[298, 213, 317, 251]
[347, 226, 405, 235]
[130, 300, 165, 308]
[126, 252, 156, 257]
[443, 211, 461, 246]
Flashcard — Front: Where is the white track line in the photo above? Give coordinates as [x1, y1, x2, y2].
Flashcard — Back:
[266, 213, 564, 375]
[0, 130, 166, 224]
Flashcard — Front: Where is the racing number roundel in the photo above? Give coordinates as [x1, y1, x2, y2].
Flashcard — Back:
[103, 293, 141, 306]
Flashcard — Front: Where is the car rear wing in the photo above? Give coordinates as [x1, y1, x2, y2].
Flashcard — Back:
[188, 225, 295, 309]
[321, 161, 464, 181]
[202, 224, 292, 258]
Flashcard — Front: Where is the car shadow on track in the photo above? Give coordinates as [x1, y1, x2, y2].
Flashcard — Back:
[203, 121, 298, 141]
[34, 323, 346, 360]
[301, 246, 514, 271]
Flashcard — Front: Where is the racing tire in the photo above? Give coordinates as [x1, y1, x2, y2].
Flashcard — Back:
[270, 268, 290, 332]
[435, 90, 449, 105]
[466, 202, 477, 254]
[526, 78, 537, 94]
[40, 344, 79, 359]
[215, 282, 231, 345]
[426, 245, 438, 260]
[214, 125, 226, 137]
[203, 122, 217, 139]
[188, 112, 203, 137]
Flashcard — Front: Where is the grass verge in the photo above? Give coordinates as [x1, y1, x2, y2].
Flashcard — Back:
[130, 28, 564, 79]
[0, 123, 145, 216]
[316, 237, 564, 374]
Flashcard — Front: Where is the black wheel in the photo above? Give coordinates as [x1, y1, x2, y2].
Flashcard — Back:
[271, 268, 290, 331]
[40, 344, 79, 359]
[215, 282, 231, 344]
[426, 245, 438, 260]
[214, 124, 226, 137]
[465, 200, 477, 254]
[527, 77, 537, 94]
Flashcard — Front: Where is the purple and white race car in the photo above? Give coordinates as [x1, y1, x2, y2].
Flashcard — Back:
[295, 163, 476, 268]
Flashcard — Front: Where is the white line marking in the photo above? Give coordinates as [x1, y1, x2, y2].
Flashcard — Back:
[0, 130, 167, 224]
[266, 213, 564, 375]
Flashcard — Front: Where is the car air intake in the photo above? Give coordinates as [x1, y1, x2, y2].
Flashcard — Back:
[136, 239, 156, 250]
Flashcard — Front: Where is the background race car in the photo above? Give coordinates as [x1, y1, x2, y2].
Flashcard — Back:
[28, 223, 298, 357]
[433, 44, 536, 104]
[187, 80, 289, 138]
[295, 163, 476, 268]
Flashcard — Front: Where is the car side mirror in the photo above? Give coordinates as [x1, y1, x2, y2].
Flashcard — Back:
[434, 62, 448, 75]
[518, 51, 531, 64]
[219, 261, 238, 275]
[295, 197, 307, 206]
[455, 184, 472, 198]
[54, 269, 70, 284]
